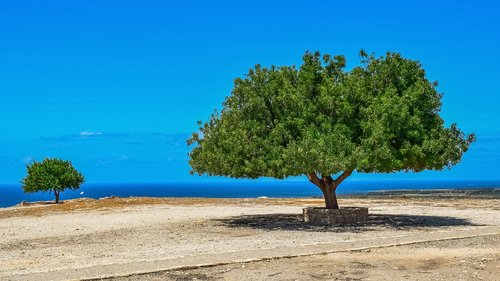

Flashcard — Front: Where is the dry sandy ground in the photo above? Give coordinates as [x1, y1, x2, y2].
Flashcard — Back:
[0, 197, 499, 281]
[110, 235, 499, 281]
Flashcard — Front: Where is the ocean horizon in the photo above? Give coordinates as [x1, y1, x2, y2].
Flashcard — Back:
[1, 179, 499, 208]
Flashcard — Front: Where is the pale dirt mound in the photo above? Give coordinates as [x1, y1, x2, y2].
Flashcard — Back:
[0, 197, 287, 219]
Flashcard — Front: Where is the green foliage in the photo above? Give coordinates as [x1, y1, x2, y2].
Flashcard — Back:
[188, 51, 475, 180]
[21, 158, 85, 201]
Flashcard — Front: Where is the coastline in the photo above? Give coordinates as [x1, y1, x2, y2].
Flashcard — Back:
[2, 187, 499, 211]
[2, 179, 500, 208]
[364, 187, 500, 198]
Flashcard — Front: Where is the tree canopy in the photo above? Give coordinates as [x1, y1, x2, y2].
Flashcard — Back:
[188, 51, 475, 208]
[21, 158, 85, 203]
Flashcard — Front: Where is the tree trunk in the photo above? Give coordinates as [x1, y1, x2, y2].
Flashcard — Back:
[322, 187, 339, 209]
[55, 190, 60, 204]
[307, 170, 352, 209]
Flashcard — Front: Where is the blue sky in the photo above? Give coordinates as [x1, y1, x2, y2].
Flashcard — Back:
[0, 0, 499, 183]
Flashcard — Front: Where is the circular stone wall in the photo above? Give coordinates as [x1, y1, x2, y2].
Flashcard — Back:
[303, 207, 369, 225]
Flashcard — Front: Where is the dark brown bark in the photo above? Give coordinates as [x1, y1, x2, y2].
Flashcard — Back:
[322, 186, 339, 209]
[55, 190, 60, 204]
[307, 170, 353, 209]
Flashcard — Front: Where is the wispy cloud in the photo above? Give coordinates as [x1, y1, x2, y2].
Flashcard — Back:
[79, 131, 104, 137]
[95, 155, 132, 166]
[0, 155, 15, 163]
[42, 132, 191, 152]
[465, 132, 500, 162]
[43, 132, 126, 141]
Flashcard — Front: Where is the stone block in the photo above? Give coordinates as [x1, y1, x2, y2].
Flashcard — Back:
[303, 207, 369, 225]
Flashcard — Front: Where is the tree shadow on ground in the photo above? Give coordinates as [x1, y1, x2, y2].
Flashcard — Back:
[217, 214, 480, 232]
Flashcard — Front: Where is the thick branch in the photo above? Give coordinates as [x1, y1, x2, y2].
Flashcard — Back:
[322, 174, 334, 188]
[333, 170, 353, 186]
[308, 171, 353, 209]
[307, 172, 325, 190]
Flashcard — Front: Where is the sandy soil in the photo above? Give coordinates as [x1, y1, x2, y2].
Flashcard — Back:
[110, 235, 499, 281]
[0, 197, 499, 281]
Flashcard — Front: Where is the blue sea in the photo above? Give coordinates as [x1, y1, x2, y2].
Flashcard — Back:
[1, 179, 499, 208]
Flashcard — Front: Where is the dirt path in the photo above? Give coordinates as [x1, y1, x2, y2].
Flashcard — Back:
[1, 197, 499, 281]
[107, 234, 500, 281]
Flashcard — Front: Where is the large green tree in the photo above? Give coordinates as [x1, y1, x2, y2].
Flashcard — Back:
[21, 158, 85, 203]
[188, 51, 475, 209]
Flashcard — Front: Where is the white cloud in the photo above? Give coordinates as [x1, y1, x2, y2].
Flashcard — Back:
[79, 131, 103, 137]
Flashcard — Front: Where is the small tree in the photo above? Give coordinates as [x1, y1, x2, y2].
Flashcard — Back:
[22, 158, 85, 203]
[188, 51, 475, 209]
